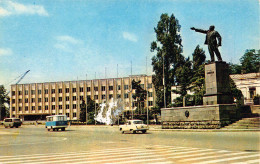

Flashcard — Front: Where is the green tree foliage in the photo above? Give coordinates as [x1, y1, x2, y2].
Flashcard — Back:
[132, 79, 147, 105]
[150, 13, 184, 108]
[80, 96, 95, 124]
[240, 49, 260, 73]
[229, 49, 259, 74]
[0, 85, 10, 120]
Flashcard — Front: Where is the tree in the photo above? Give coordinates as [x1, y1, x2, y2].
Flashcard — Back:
[0, 85, 10, 120]
[150, 13, 184, 108]
[80, 96, 95, 124]
[132, 79, 147, 113]
[240, 49, 260, 73]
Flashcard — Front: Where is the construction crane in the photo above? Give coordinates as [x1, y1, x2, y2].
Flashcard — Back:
[6, 70, 30, 94]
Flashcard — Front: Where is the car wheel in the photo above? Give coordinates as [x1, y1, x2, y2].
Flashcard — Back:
[142, 130, 146, 133]
[133, 131, 136, 134]
[61, 128, 65, 131]
[4, 126, 7, 128]
[121, 131, 124, 134]
[47, 129, 50, 131]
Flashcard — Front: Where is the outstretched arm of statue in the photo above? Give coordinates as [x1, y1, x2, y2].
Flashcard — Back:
[190, 27, 207, 34]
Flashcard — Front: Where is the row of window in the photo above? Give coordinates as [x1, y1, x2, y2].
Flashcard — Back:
[12, 91, 153, 104]
[12, 84, 153, 96]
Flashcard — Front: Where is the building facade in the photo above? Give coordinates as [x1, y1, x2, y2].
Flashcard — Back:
[10, 75, 155, 121]
[230, 73, 260, 105]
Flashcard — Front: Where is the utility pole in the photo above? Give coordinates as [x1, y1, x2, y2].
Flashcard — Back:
[146, 57, 149, 126]
[95, 72, 96, 126]
[163, 53, 166, 108]
[131, 61, 133, 120]
[86, 74, 88, 125]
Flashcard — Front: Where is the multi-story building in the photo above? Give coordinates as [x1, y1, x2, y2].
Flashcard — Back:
[10, 75, 155, 121]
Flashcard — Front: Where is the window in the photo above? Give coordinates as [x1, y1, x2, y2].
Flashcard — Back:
[73, 96, 76, 101]
[58, 88, 62, 93]
[18, 99, 22, 103]
[32, 106, 35, 111]
[80, 87, 83, 92]
[30, 90, 34, 95]
[109, 94, 113, 99]
[73, 113, 77, 117]
[51, 97, 55, 102]
[73, 88, 76, 92]
[94, 87, 98, 91]
[59, 97, 62, 102]
[73, 104, 76, 109]
[44, 89, 48, 94]
[12, 107, 15, 111]
[38, 90, 41, 94]
[12, 91, 15, 96]
[118, 85, 121, 90]
[117, 94, 121, 99]
[102, 86, 106, 91]
[102, 95, 106, 99]
[66, 88, 69, 93]
[87, 87, 91, 92]
[148, 101, 153, 106]
[66, 105, 69, 109]
[19, 107, 22, 111]
[18, 91, 22, 95]
[12, 99, 15, 103]
[45, 98, 48, 102]
[45, 105, 49, 110]
[52, 105, 55, 110]
[38, 98, 41, 102]
[31, 98, 35, 103]
[94, 95, 98, 100]
[148, 83, 152, 89]
[109, 86, 113, 91]
[66, 113, 70, 117]
[38, 106, 42, 110]
[25, 106, 28, 111]
[66, 96, 69, 101]
[124, 85, 129, 90]
[51, 89, 55, 94]
[80, 96, 83, 100]
[59, 105, 62, 109]
[148, 92, 153, 97]
[25, 98, 28, 103]
[25, 90, 28, 95]
[124, 93, 129, 99]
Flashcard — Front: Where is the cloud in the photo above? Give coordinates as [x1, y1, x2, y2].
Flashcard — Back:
[0, 1, 49, 17]
[0, 48, 12, 56]
[122, 32, 138, 42]
[54, 35, 83, 52]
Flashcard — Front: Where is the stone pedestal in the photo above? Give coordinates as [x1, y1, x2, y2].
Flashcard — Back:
[203, 62, 233, 105]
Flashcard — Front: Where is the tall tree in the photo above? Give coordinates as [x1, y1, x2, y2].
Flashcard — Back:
[0, 85, 10, 120]
[150, 13, 184, 108]
[80, 96, 95, 124]
[132, 79, 147, 112]
[240, 49, 260, 73]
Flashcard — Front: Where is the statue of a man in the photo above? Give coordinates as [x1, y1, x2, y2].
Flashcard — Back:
[191, 25, 222, 62]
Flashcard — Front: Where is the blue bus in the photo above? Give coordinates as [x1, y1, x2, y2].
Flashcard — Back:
[45, 115, 68, 131]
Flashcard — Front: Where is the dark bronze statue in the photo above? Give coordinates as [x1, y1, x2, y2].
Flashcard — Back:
[191, 25, 222, 62]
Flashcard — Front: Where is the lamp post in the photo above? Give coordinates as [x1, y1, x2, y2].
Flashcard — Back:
[86, 74, 88, 125]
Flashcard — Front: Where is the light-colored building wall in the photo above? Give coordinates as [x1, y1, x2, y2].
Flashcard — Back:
[10, 75, 155, 121]
[230, 73, 260, 105]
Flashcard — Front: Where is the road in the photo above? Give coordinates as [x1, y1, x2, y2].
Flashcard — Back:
[0, 125, 259, 163]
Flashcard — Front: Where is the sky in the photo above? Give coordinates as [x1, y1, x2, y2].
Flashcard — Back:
[0, 0, 259, 90]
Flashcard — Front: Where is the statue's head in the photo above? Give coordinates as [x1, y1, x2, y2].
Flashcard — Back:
[209, 25, 215, 31]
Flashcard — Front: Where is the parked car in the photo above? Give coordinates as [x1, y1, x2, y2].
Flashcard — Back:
[45, 115, 68, 131]
[119, 119, 149, 134]
[3, 118, 22, 128]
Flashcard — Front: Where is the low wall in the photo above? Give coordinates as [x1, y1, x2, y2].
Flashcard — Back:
[161, 104, 238, 129]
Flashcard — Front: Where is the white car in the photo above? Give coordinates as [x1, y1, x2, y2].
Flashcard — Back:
[119, 119, 149, 134]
